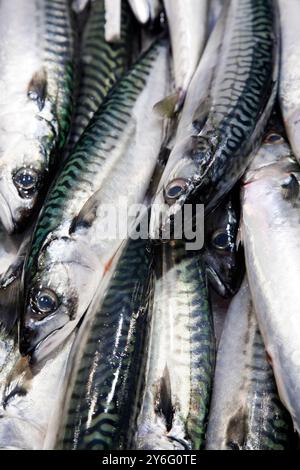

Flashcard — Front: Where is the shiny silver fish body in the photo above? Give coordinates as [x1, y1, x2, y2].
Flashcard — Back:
[0, 0, 74, 233]
[128, 0, 150, 24]
[134, 242, 215, 450]
[163, 0, 207, 106]
[206, 278, 294, 450]
[278, 0, 300, 164]
[241, 131, 300, 433]
[150, 0, 278, 240]
[57, 237, 154, 450]
[21, 41, 170, 363]
[0, 330, 74, 449]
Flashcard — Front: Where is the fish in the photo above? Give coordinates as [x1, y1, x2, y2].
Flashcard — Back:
[57, 237, 154, 450]
[208, 0, 224, 35]
[104, 0, 122, 43]
[162, 0, 207, 110]
[20, 39, 170, 363]
[0, 0, 74, 234]
[203, 192, 244, 298]
[148, 0, 162, 22]
[150, 0, 279, 241]
[278, 0, 300, 164]
[0, 328, 74, 449]
[241, 126, 300, 433]
[134, 241, 215, 450]
[128, 0, 150, 24]
[206, 277, 295, 450]
[67, 0, 132, 153]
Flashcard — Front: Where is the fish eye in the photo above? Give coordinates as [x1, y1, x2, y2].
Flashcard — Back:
[13, 168, 39, 197]
[264, 132, 285, 145]
[33, 289, 59, 315]
[164, 178, 188, 205]
[211, 230, 231, 251]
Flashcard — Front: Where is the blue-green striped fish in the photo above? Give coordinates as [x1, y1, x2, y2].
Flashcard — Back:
[20, 39, 170, 363]
[150, 0, 279, 240]
[206, 277, 295, 450]
[67, 0, 133, 153]
[57, 237, 154, 450]
[0, 0, 74, 233]
[134, 242, 215, 450]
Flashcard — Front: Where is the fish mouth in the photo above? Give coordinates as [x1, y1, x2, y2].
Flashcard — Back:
[19, 324, 65, 363]
[0, 192, 15, 233]
[206, 266, 233, 298]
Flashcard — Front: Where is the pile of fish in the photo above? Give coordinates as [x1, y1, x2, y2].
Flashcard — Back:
[0, 0, 300, 450]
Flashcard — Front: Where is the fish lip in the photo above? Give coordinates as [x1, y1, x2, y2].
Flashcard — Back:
[0, 191, 15, 233]
[206, 265, 233, 298]
[19, 324, 64, 362]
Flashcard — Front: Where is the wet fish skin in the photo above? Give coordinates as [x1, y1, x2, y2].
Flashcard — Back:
[0, 329, 74, 449]
[57, 237, 154, 450]
[278, 0, 300, 164]
[163, 0, 207, 107]
[150, 0, 279, 240]
[206, 278, 295, 450]
[241, 129, 300, 433]
[128, 0, 150, 24]
[135, 242, 215, 450]
[0, 0, 74, 233]
[67, 0, 132, 153]
[21, 40, 170, 363]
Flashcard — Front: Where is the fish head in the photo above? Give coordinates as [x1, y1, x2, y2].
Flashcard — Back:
[0, 138, 49, 233]
[20, 237, 100, 362]
[202, 196, 244, 297]
[150, 136, 209, 241]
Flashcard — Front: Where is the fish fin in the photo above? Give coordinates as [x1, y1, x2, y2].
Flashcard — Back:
[192, 97, 211, 132]
[69, 192, 100, 235]
[153, 91, 182, 118]
[157, 365, 173, 431]
[27, 68, 47, 111]
[281, 174, 299, 201]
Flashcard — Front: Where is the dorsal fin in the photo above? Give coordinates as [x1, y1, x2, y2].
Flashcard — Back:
[158, 365, 173, 431]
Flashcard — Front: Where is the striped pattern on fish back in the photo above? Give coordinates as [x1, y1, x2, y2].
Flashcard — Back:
[199, 0, 276, 179]
[42, 0, 75, 149]
[67, 0, 132, 151]
[181, 254, 215, 449]
[60, 238, 153, 450]
[26, 40, 164, 273]
[244, 328, 294, 450]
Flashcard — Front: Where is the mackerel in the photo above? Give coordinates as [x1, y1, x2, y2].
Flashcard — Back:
[150, 0, 279, 240]
[0, 0, 74, 233]
[206, 278, 294, 450]
[21, 39, 170, 362]
[68, 0, 132, 152]
[134, 242, 215, 450]
[241, 128, 300, 432]
[278, 0, 300, 164]
[0, 330, 74, 449]
[57, 237, 153, 449]
[163, 0, 207, 109]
